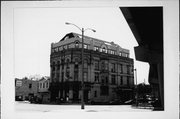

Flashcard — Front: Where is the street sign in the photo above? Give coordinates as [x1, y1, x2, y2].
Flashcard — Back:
[16, 80, 22, 87]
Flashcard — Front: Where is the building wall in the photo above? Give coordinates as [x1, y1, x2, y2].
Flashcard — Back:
[38, 78, 50, 92]
[37, 78, 50, 103]
[15, 78, 38, 100]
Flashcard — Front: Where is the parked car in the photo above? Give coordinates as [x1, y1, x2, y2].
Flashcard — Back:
[109, 99, 123, 105]
[15, 96, 23, 101]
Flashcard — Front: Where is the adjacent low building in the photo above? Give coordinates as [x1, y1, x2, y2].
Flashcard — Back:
[15, 77, 38, 101]
[15, 76, 50, 103]
[49, 32, 134, 103]
[38, 77, 50, 103]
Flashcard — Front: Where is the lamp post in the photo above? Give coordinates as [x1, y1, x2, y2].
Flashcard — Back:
[65, 22, 96, 109]
[134, 68, 138, 107]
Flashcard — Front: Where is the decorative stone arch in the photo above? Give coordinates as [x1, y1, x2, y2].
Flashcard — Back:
[65, 55, 71, 63]
[52, 61, 56, 66]
[65, 57, 71, 63]
[74, 40, 80, 48]
[101, 44, 108, 53]
[73, 56, 81, 64]
[84, 56, 91, 64]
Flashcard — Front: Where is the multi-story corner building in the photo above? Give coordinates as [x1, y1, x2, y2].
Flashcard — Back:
[49, 32, 134, 103]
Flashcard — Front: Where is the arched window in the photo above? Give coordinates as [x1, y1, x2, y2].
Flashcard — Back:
[119, 52, 122, 56]
[75, 41, 79, 48]
[102, 47, 107, 53]
[66, 58, 70, 63]
[84, 59, 88, 69]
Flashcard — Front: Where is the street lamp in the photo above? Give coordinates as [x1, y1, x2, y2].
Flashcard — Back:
[65, 22, 96, 109]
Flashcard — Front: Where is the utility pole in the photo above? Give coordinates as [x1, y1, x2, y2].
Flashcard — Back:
[65, 22, 96, 109]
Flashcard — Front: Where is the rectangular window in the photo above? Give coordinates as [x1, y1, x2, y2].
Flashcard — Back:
[111, 75, 116, 85]
[94, 61, 99, 70]
[110, 50, 115, 54]
[111, 63, 116, 72]
[94, 46, 99, 51]
[94, 72, 99, 83]
[39, 83, 41, 89]
[74, 65, 78, 81]
[127, 65, 130, 74]
[105, 76, 108, 83]
[46, 82, 48, 88]
[120, 64, 123, 73]
[84, 44, 88, 49]
[84, 72, 88, 82]
[127, 76, 130, 86]
[101, 61, 108, 71]
[74, 72, 78, 81]
[66, 71, 70, 78]
[94, 91, 97, 97]
[57, 62, 60, 70]
[120, 76, 123, 85]
[101, 62, 105, 70]
[57, 73, 60, 81]
[105, 63, 108, 70]
[29, 84, 32, 89]
[99, 48, 102, 52]
[43, 83, 45, 88]
[61, 72, 64, 82]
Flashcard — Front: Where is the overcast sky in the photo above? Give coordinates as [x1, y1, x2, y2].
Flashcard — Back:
[14, 7, 149, 84]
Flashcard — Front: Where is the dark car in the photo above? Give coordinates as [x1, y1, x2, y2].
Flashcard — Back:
[15, 96, 23, 101]
[109, 99, 123, 105]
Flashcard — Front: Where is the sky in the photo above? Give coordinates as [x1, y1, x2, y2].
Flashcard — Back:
[14, 7, 149, 84]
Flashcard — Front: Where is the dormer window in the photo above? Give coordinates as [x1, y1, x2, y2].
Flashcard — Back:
[59, 46, 62, 51]
[102, 47, 107, 53]
[110, 50, 115, 55]
[75, 42, 79, 48]
[84, 44, 88, 49]
[64, 36, 69, 40]
[63, 45, 67, 49]
[119, 52, 122, 56]
[54, 47, 58, 52]
[94, 46, 99, 51]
